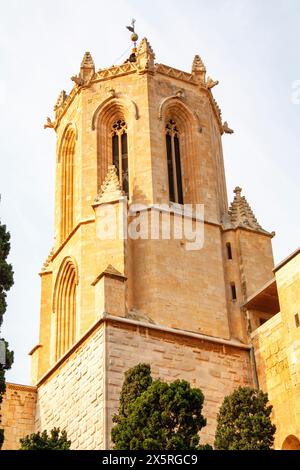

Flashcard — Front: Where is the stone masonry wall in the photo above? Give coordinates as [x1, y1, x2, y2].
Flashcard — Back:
[1, 383, 37, 450]
[252, 252, 300, 449]
[252, 314, 290, 449]
[35, 322, 104, 450]
[3, 319, 254, 450]
[106, 320, 253, 448]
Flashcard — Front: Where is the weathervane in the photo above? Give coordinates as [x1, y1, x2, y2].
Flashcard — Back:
[126, 18, 139, 48]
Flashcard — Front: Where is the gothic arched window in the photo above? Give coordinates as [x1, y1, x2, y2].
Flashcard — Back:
[165, 120, 183, 204]
[111, 119, 129, 196]
[54, 258, 77, 360]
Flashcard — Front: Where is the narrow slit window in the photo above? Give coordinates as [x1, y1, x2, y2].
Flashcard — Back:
[231, 283, 237, 301]
[165, 120, 183, 204]
[295, 313, 300, 328]
[111, 119, 129, 196]
[226, 242, 233, 260]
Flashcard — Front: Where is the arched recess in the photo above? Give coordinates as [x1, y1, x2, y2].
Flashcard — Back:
[93, 97, 135, 194]
[160, 98, 199, 204]
[53, 257, 79, 360]
[59, 124, 76, 241]
[58, 123, 78, 162]
[282, 435, 300, 450]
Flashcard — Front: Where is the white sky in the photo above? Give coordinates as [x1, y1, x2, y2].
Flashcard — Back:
[1, 0, 299, 384]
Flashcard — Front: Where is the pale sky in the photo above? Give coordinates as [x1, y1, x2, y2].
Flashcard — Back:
[0, 0, 299, 384]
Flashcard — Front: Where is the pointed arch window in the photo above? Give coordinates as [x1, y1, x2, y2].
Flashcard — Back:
[165, 120, 183, 204]
[54, 259, 77, 360]
[111, 119, 129, 196]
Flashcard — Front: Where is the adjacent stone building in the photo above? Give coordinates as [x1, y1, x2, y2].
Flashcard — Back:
[249, 248, 300, 450]
[1, 38, 299, 450]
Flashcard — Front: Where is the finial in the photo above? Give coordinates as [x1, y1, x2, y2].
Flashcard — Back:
[192, 55, 206, 83]
[136, 38, 155, 74]
[192, 55, 206, 72]
[228, 187, 268, 233]
[93, 165, 124, 205]
[234, 186, 242, 197]
[81, 51, 95, 69]
[71, 51, 95, 86]
[126, 19, 139, 48]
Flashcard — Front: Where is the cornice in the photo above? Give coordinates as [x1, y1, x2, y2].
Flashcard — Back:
[93, 62, 138, 83]
[155, 63, 196, 84]
[50, 60, 223, 132]
[6, 382, 37, 393]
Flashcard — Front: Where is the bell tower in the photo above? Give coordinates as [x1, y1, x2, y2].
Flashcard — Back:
[30, 36, 275, 448]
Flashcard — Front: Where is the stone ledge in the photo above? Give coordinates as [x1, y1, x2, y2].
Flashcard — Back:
[104, 313, 251, 351]
[35, 313, 251, 388]
[6, 383, 37, 393]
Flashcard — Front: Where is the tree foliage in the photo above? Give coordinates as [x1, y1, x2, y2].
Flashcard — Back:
[20, 428, 71, 450]
[0, 222, 14, 327]
[112, 363, 208, 450]
[214, 386, 276, 450]
[0, 219, 14, 449]
[116, 363, 153, 419]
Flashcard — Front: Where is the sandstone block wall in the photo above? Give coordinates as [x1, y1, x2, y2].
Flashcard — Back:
[1, 383, 37, 450]
[35, 323, 105, 450]
[238, 230, 274, 298]
[106, 320, 253, 447]
[252, 313, 300, 449]
[130, 222, 231, 340]
[252, 251, 300, 450]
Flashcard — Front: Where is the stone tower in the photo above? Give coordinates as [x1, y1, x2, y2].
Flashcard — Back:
[28, 38, 275, 448]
